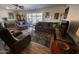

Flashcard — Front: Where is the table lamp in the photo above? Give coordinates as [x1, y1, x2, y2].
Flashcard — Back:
[76, 28, 79, 38]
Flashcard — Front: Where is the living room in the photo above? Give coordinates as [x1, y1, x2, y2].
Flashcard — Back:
[0, 4, 79, 54]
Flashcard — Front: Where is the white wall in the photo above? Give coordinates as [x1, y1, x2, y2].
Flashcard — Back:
[0, 9, 15, 18]
[66, 5, 79, 46]
[0, 9, 8, 18]
[67, 5, 79, 21]
[0, 9, 16, 26]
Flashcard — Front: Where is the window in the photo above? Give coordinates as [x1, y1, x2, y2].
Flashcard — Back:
[27, 13, 43, 25]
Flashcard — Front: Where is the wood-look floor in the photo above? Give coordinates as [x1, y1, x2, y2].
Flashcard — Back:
[22, 42, 51, 54]
[21, 28, 51, 54]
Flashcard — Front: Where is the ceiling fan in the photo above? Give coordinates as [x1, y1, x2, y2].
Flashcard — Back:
[13, 4, 24, 10]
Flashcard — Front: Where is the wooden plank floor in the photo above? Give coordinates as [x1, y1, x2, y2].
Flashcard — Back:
[22, 42, 51, 54]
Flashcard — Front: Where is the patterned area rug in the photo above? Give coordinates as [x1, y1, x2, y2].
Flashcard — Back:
[30, 31, 53, 48]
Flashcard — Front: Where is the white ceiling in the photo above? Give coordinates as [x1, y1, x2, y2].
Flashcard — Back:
[0, 4, 66, 11]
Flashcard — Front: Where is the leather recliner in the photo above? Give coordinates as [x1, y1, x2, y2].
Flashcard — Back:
[0, 28, 31, 53]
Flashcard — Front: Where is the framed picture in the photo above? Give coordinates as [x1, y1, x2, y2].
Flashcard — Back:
[64, 7, 69, 19]
[8, 13, 14, 19]
[54, 13, 59, 19]
[16, 13, 21, 20]
[45, 12, 50, 18]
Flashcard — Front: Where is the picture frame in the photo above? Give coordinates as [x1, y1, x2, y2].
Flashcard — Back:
[8, 12, 14, 19]
[45, 12, 50, 18]
[64, 7, 69, 19]
[54, 13, 59, 19]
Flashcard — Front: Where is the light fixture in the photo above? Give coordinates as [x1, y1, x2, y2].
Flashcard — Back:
[76, 28, 79, 37]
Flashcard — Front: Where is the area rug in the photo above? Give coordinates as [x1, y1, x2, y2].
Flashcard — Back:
[30, 31, 53, 48]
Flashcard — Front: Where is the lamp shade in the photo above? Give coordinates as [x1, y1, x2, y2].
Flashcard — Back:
[76, 28, 79, 37]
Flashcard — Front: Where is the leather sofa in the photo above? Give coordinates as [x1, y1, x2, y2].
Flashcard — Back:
[35, 22, 54, 33]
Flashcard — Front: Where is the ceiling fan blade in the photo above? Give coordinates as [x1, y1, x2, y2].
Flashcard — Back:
[13, 4, 19, 7]
[19, 6, 24, 9]
[12, 4, 24, 9]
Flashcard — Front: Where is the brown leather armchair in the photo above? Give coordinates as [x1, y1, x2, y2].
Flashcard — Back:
[0, 28, 31, 53]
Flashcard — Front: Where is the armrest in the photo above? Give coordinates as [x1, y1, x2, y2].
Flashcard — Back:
[12, 31, 22, 37]
[11, 35, 31, 53]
